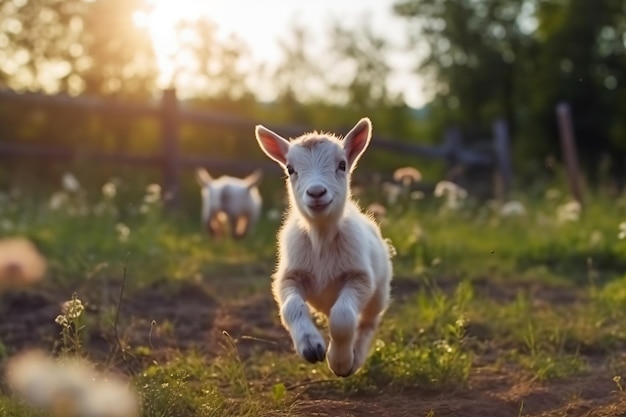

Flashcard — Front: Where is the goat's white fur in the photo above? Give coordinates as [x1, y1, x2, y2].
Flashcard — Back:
[196, 169, 263, 239]
[255, 118, 393, 377]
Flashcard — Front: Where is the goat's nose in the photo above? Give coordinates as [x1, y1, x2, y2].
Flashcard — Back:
[306, 185, 327, 198]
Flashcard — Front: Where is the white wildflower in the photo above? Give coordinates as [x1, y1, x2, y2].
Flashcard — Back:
[434, 180, 468, 210]
[116, 223, 130, 242]
[61, 297, 84, 320]
[393, 166, 422, 186]
[618, 222, 626, 239]
[62, 172, 81, 193]
[144, 183, 161, 204]
[49, 191, 68, 210]
[545, 188, 562, 201]
[500, 200, 526, 217]
[382, 182, 402, 205]
[102, 182, 117, 199]
[556, 200, 582, 223]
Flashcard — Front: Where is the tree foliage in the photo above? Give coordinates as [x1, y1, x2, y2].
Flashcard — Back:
[394, 0, 626, 183]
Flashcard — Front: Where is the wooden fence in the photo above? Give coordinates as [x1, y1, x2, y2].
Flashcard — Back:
[0, 88, 512, 207]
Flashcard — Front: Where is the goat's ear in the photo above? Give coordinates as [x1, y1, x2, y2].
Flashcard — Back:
[196, 168, 212, 186]
[244, 169, 263, 189]
[342, 117, 372, 168]
[255, 125, 290, 166]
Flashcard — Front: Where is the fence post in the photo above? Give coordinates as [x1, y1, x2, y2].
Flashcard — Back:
[161, 88, 180, 209]
[443, 126, 463, 182]
[556, 102, 584, 206]
[492, 118, 513, 201]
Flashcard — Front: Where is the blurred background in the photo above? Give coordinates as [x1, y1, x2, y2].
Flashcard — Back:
[0, 0, 624, 209]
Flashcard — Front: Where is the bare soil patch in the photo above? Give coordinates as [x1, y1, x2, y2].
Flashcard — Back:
[2, 276, 626, 417]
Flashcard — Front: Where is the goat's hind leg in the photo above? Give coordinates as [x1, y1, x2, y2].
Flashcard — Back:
[352, 286, 389, 372]
[275, 273, 326, 363]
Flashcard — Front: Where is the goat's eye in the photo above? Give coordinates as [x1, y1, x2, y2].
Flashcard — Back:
[338, 160, 347, 171]
[286, 164, 295, 175]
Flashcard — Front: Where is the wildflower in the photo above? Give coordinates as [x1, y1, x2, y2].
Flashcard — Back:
[556, 200, 582, 223]
[618, 222, 626, 240]
[5, 350, 139, 417]
[79, 377, 140, 417]
[49, 191, 68, 210]
[382, 182, 402, 205]
[590, 230, 604, 246]
[0, 237, 47, 289]
[102, 182, 117, 199]
[61, 297, 85, 320]
[393, 166, 422, 186]
[144, 183, 161, 204]
[62, 172, 81, 193]
[55, 315, 69, 327]
[434, 180, 468, 199]
[545, 188, 562, 201]
[500, 200, 526, 217]
[433, 180, 468, 210]
[4, 349, 58, 409]
[410, 190, 425, 200]
[116, 223, 130, 242]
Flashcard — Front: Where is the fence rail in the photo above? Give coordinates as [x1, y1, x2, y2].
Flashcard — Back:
[0, 88, 511, 206]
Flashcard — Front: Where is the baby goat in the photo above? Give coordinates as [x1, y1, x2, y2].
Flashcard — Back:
[196, 168, 262, 239]
[255, 118, 393, 377]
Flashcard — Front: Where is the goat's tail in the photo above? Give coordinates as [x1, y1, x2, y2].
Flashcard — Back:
[244, 169, 263, 189]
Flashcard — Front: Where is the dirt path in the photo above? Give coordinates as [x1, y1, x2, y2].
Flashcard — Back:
[3, 277, 626, 417]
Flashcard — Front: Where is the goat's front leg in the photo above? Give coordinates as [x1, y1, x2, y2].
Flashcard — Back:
[327, 271, 374, 377]
[274, 272, 326, 363]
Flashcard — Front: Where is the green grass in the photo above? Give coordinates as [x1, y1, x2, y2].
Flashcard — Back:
[3, 178, 626, 415]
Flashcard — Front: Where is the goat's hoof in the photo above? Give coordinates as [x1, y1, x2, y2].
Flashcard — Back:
[302, 342, 326, 363]
[298, 334, 326, 363]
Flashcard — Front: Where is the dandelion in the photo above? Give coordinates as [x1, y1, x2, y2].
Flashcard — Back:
[5, 350, 140, 417]
[4, 349, 58, 409]
[393, 166, 422, 186]
[590, 230, 604, 246]
[556, 200, 582, 223]
[410, 190, 425, 200]
[434, 180, 468, 210]
[79, 377, 140, 417]
[102, 182, 117, 199]
[500, 200, 526, 217]
[618, 222, 626, 239]
[49, 191, 68, 210]
[62, 172, 81, 193]
[382, 182, 402, 205]
[144, 183, 161, 204]
[0, 237, 47, 290]
[116, 223, 130, 242]
[545, 188, 562, 201]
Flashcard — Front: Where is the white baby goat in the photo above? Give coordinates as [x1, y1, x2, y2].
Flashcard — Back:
[255, 118, 393, 377]
[196, 168, 263, 239]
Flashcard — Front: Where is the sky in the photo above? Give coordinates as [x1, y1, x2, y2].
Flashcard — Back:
[140, 0, 428, 108]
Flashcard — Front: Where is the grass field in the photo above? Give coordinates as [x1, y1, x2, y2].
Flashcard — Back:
[2, 176, 626, 417]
